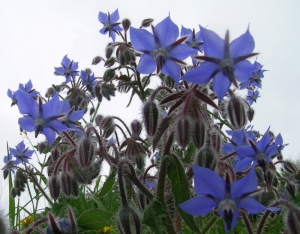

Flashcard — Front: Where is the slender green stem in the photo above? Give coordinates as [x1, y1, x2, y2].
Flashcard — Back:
[90, 102, 101, 123]
[201, 216, 217, 234]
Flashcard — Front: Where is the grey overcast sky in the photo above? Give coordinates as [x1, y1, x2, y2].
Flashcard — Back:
[1, 0, 300, 210]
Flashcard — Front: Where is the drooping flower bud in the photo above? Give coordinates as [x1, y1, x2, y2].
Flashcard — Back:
[86, 160, 101, 183]
[117, 43, 135, 66]
[227, 95, 247, 129]
[195, 147, 217, 170]
[60, 173, 78, 197]
[48, 175, 60, 201]
[141, 18, 153, 28]
[38, 141, 49, 154]
[103, 69, 116, 82]
[122, 19, 131, 32]
[175, 117, 191, 148]
[286, 181, 296, 198]
[263, 169, 274, 188]
[131, 119, 142, 139]
[78, 136, 96, 168]
[104, 57, 116, 67]
[105, 44, 114, 59]
[283, 161, 298, 175]
[247, 107, 255, 122]
[51, 148, 60, 162]
[210, 127, 222, 152]
[285, 207, 300, 234]
[117, 206, 141, 234]
[45, 87, 56, 98]
[95, 114, 104, 126]
[192, 119, 206, 149]
[142, 101, 159, 136]
[92, 56, 102, 65]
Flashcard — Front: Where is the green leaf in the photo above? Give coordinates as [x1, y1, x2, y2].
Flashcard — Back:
[77, 209, 113, 230]
[96, 171, 116, 198]
[142, 197, 169, 234]
[167, 154, 200, 233]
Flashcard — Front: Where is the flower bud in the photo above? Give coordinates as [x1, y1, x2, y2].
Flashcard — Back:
[51, 148, 60, 162]
[101, 116, 114, 130]
[263, 169, 274, 188]
[103, 69, 116, 82]
[92, 56, 102, 65]
[86, 160, 101, 183]
[45, 87, 56, 98]
[285, 207, 300, 234]
[192, 119, 206, 149]
[175, 117, 190, 148]
[131, 119, 142, 139]
[122, 19, 131, 31]
[247, 107, 255, 122]
[104, 57, 116, 67]
[105, 44, 114, 59]
[227, 95, 247, 129]
[210, 128, 222, 152]
[38, 141, 49, 154]
[95, 114, 104, 126]
[141, 18, 153, 28]
[61, 173, 78, 197]
[48, 175, 60, 201]
[195, 147, 217, 170]
[78, 136, 96, 168]
[3, 168, 9, 180]
[117, 206, 141, 234]
[117, 43, 135, 66]
[11, 187, 17, 198]
[283, 161, 298, 175]
[142, 101, 159, 136]
[286, 181, 296, 198]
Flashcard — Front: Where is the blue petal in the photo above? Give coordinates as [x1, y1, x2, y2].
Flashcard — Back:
[182, 61, 217, 84]
[130, 27, 155, 52]
[200, 26, 225, 59]
[234, 60, 256, 82]
[18, 116, 35, 132]
[16, 91, 39, 118]
[238, 197, 266, 214]
[192, 166, 225, 201]
[55, 67, 65, 75]
[110, 31, 117, 42]
[69, 110, 85, 121]
[110, 9, 120, 23]
[25, 80, 33, 90]
[48, 120, 68, 132]
[180, 25, 192, 42]
[7, 89, 13, 99]
[230, 27, 255, 58]
[42, 93, 61, 119]
[154, 16, 178, 47]
[98, 12, 108, 23]
[161, 60, 181, 85]
[275, 134, 283, 145]
[178, 196, 217, 216]
[16, 141, 25, 152]
[71, 62, 79, 71]
[169, 44, 197, 60]
[42, 128, 56, 146]
[231, 167, 257, 200]
[100, 27, 107, 35]
[212, 72, 231, 100]
[136, 54, 156, 74]
[62, 55, 71, 68]
[233, 157, 254, 172]
[256, 128, 271, 152]
[10, 148, 18, 156]
[235, 146, 256, 158]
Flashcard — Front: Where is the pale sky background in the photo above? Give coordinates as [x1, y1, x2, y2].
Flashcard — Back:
[1, 0, 300, 215]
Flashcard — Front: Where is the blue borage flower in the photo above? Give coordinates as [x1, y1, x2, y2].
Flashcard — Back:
[98, 9, 123, 42]
[16, 90, 68, 145]
[240, 61, 266, 89]
[54, 55, 79, 83]
[246, 89, 260, 105]
[275, 133, 288, 154]
[182, 26, 258, 100]
[130, 16, 197, 85]
[3, 153, 16, 173]
[80, 70, 97, 91]
[234, 127, 277, 172]
[179, 166, 279, 233]
[7, 80, 38, 106]
[10, 141, 35, 165]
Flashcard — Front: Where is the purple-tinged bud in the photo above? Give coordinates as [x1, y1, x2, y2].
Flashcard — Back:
[210, 128, 222, 152]
[48, 175, 60, 201]
[51, 148, 60, 162]
[195, 147, 217, 170]
[45, 87, 56, 98]
[117, 206, 141, 234]
[272, 174, 279, 187]
[101, 116, 114, 130]
[175, 117, 191, 148]
[105, 44, 114, 59]
[38, 141, 49, 154]
[263, 169, 274, 188]
[286, 207, 300, 234]
[141, 18, 153, 28]
[85, 68, 92, 76]
[95, 114, 104, 126]
[78, 136, 96, 168]
[104, 57, 116, 67]
[89, 107, 95, 116]
[122, 19, 131, 32]
[135, 154, 145, 170]
[60, 173, 78, 197]
[103, 69, 116, 82]
[92, 56, 102, 65]
[283, 161, 298, 175]
[86, 160, 101, 182]
[142, 101, 159, 136]
[286, 181, 296, 198]
[131, 119, 142, 138]
[70, 165, 87, 184]
[247, 107, 255, 122]
[227, 95, 247, 129]
[47, 157, 54, 176]
[192, 119, 206, 149]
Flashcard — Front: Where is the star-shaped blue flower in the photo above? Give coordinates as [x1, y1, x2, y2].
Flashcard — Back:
[234, 128, 277, 172]
[16, 90, 68, 145]
[240, 61, 266, 89]
[80, 70, 97, 91]
[179, 166, 274, 233]
[54, 55, 79, 83]
[130, 16, 197, 85]
[246, 90, 260, 105]
[59, 100, 84, 131]
[182, 26, 258, 100]
[3, 153, 16, 173]
[10, 141, 35, 165]
[98, 9, 123, 42]
[7, 80, 38, 106]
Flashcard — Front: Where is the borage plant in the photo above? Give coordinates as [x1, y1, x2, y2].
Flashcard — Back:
[2, 9, 300, 234]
